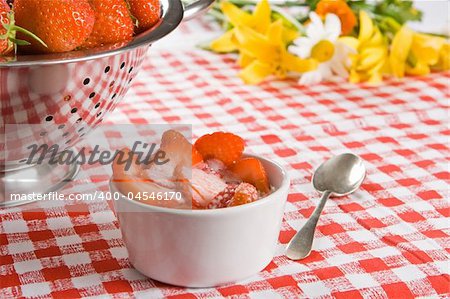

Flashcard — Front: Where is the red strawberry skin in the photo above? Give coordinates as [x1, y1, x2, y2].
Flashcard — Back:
[81, 0, 134, 49]
[192, 146, 203, 166]
[207, 182, 239, 209]
[190, 168, 227, 208]
[14, 0, 95, 53]
[230, 182, 258, 206]
[160, 129, 193, 168]
[194, 132, 245, 166]
[127, 0, 161, 33]
[231, 157, 270, 193]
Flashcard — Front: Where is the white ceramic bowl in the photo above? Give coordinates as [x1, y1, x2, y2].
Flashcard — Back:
[110, 155, 290, 287]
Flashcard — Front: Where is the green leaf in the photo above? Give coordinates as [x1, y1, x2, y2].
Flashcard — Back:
[305, 0, 320, 11]
[9, 38, 30, 46]
[374, 0, 422, 25]
[272, 6, 304, 33]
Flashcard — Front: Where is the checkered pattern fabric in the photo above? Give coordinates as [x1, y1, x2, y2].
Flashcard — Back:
[1, 19, 449, 298]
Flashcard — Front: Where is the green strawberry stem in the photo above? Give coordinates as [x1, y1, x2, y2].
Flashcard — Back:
[1, 11, 47, 54]
[11, 25, 47, 47]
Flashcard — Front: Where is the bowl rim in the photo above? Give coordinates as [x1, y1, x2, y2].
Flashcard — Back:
[110, 154, 291, 216]
[0, 0, 183, 68]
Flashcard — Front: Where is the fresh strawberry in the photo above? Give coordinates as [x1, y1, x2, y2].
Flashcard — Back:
[194, 132, 245, 166]
[160, 129, 192, 168]
[81, 0, 134, 49]
[192, 146, 203, 166]
[190, 168, 227, 208]
[231, 157, 270, 193]
[206, 159, 226, 173]
[112, 148, 183, 208]
[127, 0, 161, 33]
[112, 148, 145, 181]
[14, 0, 94, 53]
[143, 161, 177, 189]
[230, 182, 258, 206]
[141, 130, 193, 188]
[0, 0, 46, 55]
[0, 0, 12, 54]
[207, 182, 238, 209]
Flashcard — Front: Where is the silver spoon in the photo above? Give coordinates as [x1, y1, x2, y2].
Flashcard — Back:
[286, 153, 366, 260]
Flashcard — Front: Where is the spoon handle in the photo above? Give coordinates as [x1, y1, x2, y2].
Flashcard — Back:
[285, 190, 332, 260]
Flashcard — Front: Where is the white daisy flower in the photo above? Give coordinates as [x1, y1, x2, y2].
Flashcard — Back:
[289, 12, 354, 85]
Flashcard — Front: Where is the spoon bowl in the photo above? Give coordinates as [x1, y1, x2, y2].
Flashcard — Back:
[312, 153, 366, 196]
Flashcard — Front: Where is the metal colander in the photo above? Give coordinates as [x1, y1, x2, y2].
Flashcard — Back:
[0, 0, 214, 206]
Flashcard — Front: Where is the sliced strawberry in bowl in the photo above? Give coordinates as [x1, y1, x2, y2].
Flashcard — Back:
[194, 132, 245, 166]
[231, 157, 271, 194]
[160, 129, 193, 168]
[141, 130, 192, 189]
[189, 168, 227, 208]
[230, 182, 258, 207]
[112, 148, 146, 180]
[192, 146, 203, 166]
[112, 148, 184, 208]
[207, 182, 239, 209]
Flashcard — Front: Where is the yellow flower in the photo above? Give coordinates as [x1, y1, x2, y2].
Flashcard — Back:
[210, 0, 315, 84]
[236, 20, 317, 84]
[435, 43, 450, 71]
[390, 25, 449, 77]
[210, 0, 272, 53]
[389, 26, 413, 77]
[210, 0, 298, 53]
[341, 11, 388, 84]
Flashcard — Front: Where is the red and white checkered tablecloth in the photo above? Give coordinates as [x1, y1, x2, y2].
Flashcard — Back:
[1, 19, 450, 298]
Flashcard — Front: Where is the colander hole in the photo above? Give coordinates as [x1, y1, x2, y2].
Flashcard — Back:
[19, 159, 27, 163]
[128, 67, 133, 73]
[97, 112, 102, 117]
[111, 93, 116, 100]
[65, 139, 72, 144]
[80, 133, 85, 137]
[83, 78, 90, 85]
[78, 127, 84, 132]
[64, 95, 72, 101]
[89, 92, 96, 99]
[63, 132, 69, 137]
[105, 66, 111, 73]
[76, 117, 83, 123]
[120, 62, 125, 69]
[71, 108, 78, 114]
[129, 78, 133, 84]
[95, 103, 101, 109]
[40, 131, 47, 136]
[58, 124, 65, 129]
[109, 81, 115, 88]
[45, 115, 53, 122]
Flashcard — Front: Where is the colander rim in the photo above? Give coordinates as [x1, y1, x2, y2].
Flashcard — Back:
[0, 0, 183, 68]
